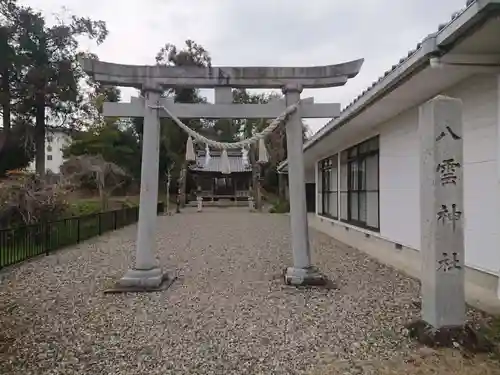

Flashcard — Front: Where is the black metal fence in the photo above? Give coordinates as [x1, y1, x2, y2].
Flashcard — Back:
[0, 202, 164, 269]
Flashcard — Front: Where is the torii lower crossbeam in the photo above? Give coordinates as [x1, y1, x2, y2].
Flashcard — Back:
[103, 97, 340, 119]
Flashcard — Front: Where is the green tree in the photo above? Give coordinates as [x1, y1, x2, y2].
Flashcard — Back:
[126, 40, 213, 201]
[0, 121, 35, 176]
[232, 89, 308, 197]
[64, 124, 141, 179]
[74, 52, 122, 131]
[154, 39, 211, 163]
[154, 40, 213, 203]
[10, 3, 108, 176]
[0, 2, 15, 136]
[0, 0, 34, 171]
[212, 119, 238, 142]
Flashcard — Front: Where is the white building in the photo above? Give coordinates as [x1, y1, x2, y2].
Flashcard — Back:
[279, 0, 500, 309]
[27, 127, 73, 174]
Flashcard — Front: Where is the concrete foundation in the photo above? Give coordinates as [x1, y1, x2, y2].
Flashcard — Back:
[310, 214, 500, 315]
[284, 266, 328, 286]
[105, 268, 175, 293]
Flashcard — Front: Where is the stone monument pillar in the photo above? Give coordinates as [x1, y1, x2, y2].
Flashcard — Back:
[419, 95, 465, 328]
[113, 87, 168, 291]
[282, 84, 325, 286]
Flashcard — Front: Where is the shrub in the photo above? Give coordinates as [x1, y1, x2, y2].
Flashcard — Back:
[269, 199, 290, 213]
[67, 199, 103, 216]
[61, 155, 131, 211]
[0, 173, 71, 228]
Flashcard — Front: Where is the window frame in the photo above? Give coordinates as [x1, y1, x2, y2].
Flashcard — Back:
[343, 136, 380, 232]
[318, 154, 338, 220]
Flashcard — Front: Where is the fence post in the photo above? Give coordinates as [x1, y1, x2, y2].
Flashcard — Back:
[76, 218, 81, 244]
[2, 206, 148, 268]
[0, 230, 4, 270]
[44, 223, 51, 255]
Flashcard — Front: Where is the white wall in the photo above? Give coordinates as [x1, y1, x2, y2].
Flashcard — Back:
[305, 166, 315, 184]
[316, 74, 499, 277]
[378, 108, 420, 249]
[376, 74, 499, 275]
[444, 75, 499, 275]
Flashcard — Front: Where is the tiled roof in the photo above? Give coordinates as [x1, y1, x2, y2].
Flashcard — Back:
[189, 151, 252, 173]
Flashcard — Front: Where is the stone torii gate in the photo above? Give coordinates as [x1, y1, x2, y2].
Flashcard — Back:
[80, 58, 364, 291]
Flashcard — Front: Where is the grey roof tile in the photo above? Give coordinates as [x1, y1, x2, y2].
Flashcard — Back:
[189, 153, 252, 173]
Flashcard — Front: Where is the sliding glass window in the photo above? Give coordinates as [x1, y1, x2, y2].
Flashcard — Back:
[319, 154, 338, 219]
[340, 136, 379, 231]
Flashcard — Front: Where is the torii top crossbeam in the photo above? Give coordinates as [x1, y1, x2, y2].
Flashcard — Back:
[79, 58, 364, 89]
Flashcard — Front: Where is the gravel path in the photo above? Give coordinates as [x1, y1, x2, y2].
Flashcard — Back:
[0, 209, 488, 374]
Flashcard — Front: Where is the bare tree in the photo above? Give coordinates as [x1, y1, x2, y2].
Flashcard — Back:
[0, 171, 71, 227]
[164, 161, 175, 214]
[61, 154, 129, 211]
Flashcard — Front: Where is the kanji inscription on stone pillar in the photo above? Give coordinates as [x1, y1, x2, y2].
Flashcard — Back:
[419, 95, 465, 328]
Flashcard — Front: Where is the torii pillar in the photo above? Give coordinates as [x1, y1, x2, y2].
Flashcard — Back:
[282, 83, 322, 285]
[114, 85, 169, 290]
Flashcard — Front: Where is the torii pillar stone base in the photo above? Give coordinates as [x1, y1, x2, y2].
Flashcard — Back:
[105, 88, 174, 294]
[282, 84, 328, 287]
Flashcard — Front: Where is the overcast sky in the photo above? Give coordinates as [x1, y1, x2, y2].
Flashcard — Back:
[24, 0, 468, 134]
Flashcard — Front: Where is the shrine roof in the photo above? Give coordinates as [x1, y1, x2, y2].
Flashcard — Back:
[189, 151, 252, 173]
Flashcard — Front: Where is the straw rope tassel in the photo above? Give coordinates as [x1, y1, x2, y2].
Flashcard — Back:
[258, 137, 269, 164]
[220, 148, 231, 174]
[185, 135, 196, 162]
[204, 143, 211, 167]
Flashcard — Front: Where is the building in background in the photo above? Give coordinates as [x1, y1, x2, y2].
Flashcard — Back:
[279, 1, 500, 304]
[189, 149, 252, 202]
[27, 127, 73, 174]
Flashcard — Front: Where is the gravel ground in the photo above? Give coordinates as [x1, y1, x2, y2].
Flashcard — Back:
[0, 208, 492, 374]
